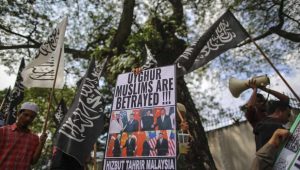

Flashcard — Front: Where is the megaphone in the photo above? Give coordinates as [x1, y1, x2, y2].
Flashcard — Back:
[229, 75, 270, 98]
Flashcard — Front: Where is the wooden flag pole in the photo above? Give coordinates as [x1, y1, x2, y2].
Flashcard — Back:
[249, 37, 300, 102]
[42, 47, 63, 134]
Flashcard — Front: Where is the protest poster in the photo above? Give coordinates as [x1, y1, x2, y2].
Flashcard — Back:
[104, 65, 177, 170]
[274, 114, 300, 170]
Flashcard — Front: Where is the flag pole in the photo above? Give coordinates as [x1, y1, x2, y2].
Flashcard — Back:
[42, 47, 63, 134]
[249, 37, 300, 102]
[93, 143, 97, 170]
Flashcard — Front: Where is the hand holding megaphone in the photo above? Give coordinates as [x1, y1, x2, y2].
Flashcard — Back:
[246, 76, 269, 89]
[229, 75, 270, 98]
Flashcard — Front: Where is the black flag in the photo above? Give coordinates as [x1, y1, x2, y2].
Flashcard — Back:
[175, 10, 249, 77]
[0, 87, 11, 126]
[5, 58, 25, 125]
[55, 57, 107, 165]
[53, 99, 68, 128]
[0, 87, 11, 113]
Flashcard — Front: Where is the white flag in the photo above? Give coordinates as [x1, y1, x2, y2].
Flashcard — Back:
[22, 17, 67, 89]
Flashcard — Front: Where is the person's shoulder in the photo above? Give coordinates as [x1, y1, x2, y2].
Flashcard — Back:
[0, 124, 14, 130]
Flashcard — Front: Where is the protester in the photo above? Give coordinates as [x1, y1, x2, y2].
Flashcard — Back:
[244, 78, 289, 128]
[0, 102, 47, 169]
[251, 128, 290, 170]
[123, 113, 139, 132]
[254, 101, 291, 150]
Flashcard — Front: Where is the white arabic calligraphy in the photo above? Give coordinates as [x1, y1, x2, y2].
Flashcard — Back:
[196, 20, 236, 60]
[59, 62, 105, 142]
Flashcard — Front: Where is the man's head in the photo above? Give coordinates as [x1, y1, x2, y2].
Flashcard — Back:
[272, 101, 291, 124]
[160, 108, 166, 115]
[255, 93, 266, 110]
[159, 133, 163, 139]
[116, 112, 120, 119]
[130, 113, 134, 120]
[146, 109, 151, 116]
[16, 102, 39, 129]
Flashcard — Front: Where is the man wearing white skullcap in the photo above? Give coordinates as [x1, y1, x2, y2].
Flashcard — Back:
[0, 102, 47, 169]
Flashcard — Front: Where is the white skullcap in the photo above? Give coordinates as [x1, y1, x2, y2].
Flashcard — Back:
[20, 102, 39, 113]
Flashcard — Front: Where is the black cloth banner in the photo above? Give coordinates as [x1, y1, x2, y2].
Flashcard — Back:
[55, 57, 108, 165]
[53, 98, 68, 128]
[0, 87, 11, 114]
[174, 10, 249, 77]
[5, 58, 25, 125]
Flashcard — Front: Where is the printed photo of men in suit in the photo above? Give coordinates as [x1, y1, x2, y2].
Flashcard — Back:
[155, 132, 169, 156]
[141, 109, 154, 131]
[122, 134, 136, 156]
[156, 108, 172, 130]
[124, 113, 139, 132]
[112, 134, 121, 157]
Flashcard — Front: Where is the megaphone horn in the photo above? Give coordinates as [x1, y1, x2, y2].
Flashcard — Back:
[229, 75, 270, 98]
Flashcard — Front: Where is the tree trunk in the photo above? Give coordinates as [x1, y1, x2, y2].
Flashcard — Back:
[177, 77, 217, 170]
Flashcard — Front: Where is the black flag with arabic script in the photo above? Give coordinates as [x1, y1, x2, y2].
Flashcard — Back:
[55, 57, 107, 165]
[53, 98, 68, 128]
[0, 87, 11, 114]
[175, 10, 249, 77]
[5, 58, 25, 125]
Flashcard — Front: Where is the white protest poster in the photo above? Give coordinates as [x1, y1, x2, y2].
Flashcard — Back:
[274, 114, 300, 170]
[104, 65, 177, 170]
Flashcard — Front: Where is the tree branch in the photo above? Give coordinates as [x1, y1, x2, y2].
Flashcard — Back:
[109, 0, 135, 53]
[0, 24, 40, 45]
[168, 0, 184, 26]
[0, 44, 91, 59]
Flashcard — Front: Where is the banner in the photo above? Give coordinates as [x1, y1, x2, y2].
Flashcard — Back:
[174, 10, 249, 77]
[0, 87, 11, 114]
[55, 57, 107, 165]
[104, 65, 177, 170]
[5, 58, 25, 125]
[274, 114, 300, 170]
[53, 98, 68, 128]
[22, 17, 67, 89]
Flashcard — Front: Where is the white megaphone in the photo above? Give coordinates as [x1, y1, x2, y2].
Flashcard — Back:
[229, 75, 270, 98]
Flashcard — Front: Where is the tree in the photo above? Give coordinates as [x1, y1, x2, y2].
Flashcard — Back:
[1, 0, 300, 169]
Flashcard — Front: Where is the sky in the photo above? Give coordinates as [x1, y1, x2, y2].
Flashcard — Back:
[2, 63, 300, 110]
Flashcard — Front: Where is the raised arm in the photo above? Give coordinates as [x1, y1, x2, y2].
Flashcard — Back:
[244, 79, 259, 127]
[260, 86, 289, 104]
[31, 133, 47, 164]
